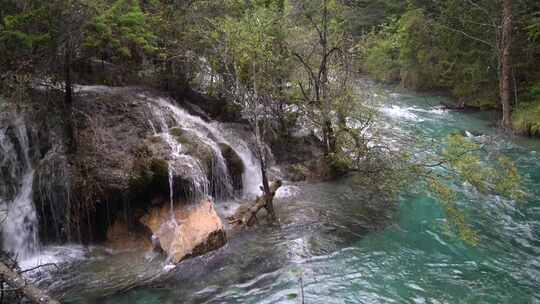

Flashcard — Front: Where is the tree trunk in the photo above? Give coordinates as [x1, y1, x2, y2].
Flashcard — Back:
[64, 44, 76, 154]
[321, 0, 332, 155]
[500, 0, 513, 130]
[257, 145, 276, 219]
[227, 181, 282, 227]
[320, 0, 337, 155]
[0, 261, 61, 304]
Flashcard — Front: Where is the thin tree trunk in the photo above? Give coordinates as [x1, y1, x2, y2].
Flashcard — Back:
[500, 0, 513, 130]
[252, 63, 271, 198]
[64, 44, 76, 154]
[321, 0, 335, 155]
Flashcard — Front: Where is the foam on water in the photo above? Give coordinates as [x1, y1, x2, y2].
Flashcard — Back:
[275, 185, 300, 199]
[381, 105, 420, 121]
[19, 245, 87, 272]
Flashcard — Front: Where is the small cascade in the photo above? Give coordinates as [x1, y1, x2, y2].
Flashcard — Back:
[153, 95, 264, 198]
[155, 97, 234, 199]
[0, 118, 39, 260]
[239, 151, 264, 197]
[0, 119, 29, 200]
[146, 95, 252, 201]
[216, 126, 263, 197]
[2, 171, 38, 259]
[148, 104, 210, 203]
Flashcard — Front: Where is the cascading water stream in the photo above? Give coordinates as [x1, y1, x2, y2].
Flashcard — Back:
[0, 119, 39, 260]
[167, 162, 177, 225]
[145, 94, 263, 200]
[216, 126, 263, 197]
[2, 171, 38, 259]
[154, 98, 233, 198]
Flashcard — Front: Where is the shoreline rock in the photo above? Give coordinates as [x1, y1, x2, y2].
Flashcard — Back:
[140, 200, 227, 263]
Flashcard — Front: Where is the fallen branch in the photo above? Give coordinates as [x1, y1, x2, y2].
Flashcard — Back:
[20, 263, 59, 274]
[227, 180, 282, 227]
[0, 261, 61, 304]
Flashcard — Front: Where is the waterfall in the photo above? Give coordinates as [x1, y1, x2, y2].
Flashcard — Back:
[160, 99, 262, 196]
[2, 171, 38, 259]
[145, 94, 263, 200]
[0, 86, 265, 270]
[0, 119, 39, 260]
[152, 97, 233, 200]
[217, 127, 263, 197]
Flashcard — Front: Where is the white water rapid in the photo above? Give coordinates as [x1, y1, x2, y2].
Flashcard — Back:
[0, 119, 39, 260]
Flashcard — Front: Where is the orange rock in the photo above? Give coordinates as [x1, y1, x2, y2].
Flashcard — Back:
[140, 200, 227, 263]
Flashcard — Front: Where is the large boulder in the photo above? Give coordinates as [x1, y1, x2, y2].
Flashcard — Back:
[5, 86, 238, 253]
[140, 200, 226, 263]
[59, 87, 222, 240]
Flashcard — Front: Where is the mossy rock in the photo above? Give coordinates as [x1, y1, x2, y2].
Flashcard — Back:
[170, 127, 189, 145]
[129, 157, 169, 197]
[169, 128, 210, 164]
[325, 153, 352, 178]
[189, 142, 214, 171]
[288, 163, 309, 182]
[148, 135, 163, 144]
[219, 143, 244, 191]
[170, 127, 183, 139]
[174, 130, 214, 170]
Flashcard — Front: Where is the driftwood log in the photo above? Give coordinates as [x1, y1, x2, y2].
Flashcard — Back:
[0, 261, 60, 304]
[228, 180, 282, 227]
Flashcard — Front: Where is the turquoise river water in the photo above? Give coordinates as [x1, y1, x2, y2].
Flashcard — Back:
[33, 81, 540, 304]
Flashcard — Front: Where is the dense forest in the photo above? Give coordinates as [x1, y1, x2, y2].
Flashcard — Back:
[3, 0, 540, 136]
[1, 1, 539, 303]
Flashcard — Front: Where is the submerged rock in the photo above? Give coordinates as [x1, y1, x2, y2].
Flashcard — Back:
[140, 200, 226, 263]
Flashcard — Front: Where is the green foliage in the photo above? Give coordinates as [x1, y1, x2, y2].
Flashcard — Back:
[287, 293, 298, 300]
[84, 0, 157, 61]
[441, 134, 524, 199]
[526, 11, 540, 41]
[0, 4, 53, 74]
[325, 153, 352, 178]
[0, 8, 51, 51]
[427, 177, 479, 245]
[289, 164, 309, 182]
[169, 127, 184, 138]
[441, 134, 489, 193]
[207, 3, 287, 94]
[357, 9, 445, 89]
[423, 134, 525, 245]
[357, 22, 400, 82]
[355, 1, 507, 107]
[397, 9, 444, 90]
[494, 156, 525, 201]
[512, 100, 540, 136]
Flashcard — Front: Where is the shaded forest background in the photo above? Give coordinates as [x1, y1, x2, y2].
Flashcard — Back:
[2, 0, 540, 136]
